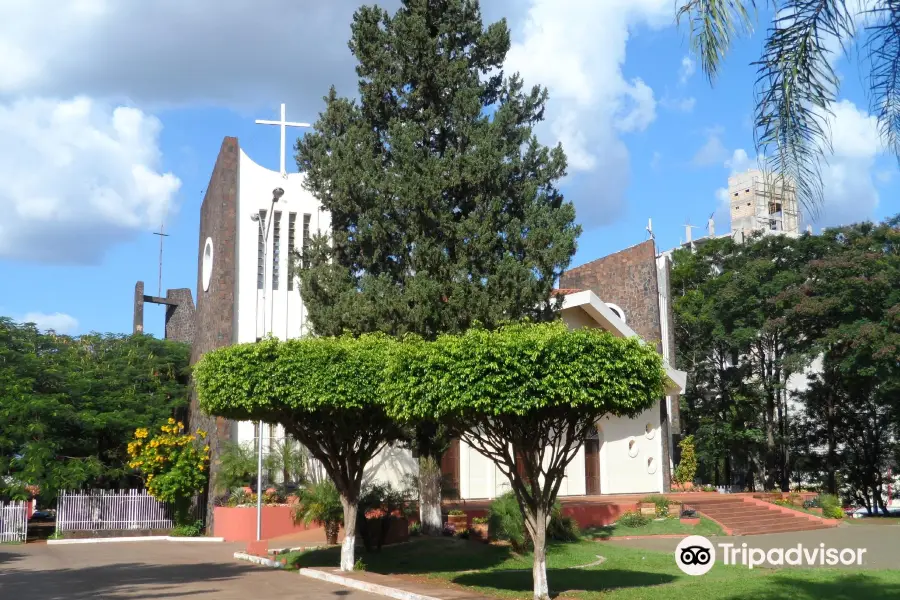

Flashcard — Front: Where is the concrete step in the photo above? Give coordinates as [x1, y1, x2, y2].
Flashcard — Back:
[723, 513, 810, 526]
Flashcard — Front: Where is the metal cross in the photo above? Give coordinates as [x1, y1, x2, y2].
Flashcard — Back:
[153, 224, 169, 296]
[255, 103, 311, 177]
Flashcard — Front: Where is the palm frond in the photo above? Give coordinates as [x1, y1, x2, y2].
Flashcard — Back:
[753, 0, 855, 219]
[865, 0, 900, 159]
[677, 0, 760, 83]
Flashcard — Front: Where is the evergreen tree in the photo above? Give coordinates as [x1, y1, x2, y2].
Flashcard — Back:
[294, 0, 579, 533]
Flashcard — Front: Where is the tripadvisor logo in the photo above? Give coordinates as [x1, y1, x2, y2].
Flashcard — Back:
[674, 535, 868, 573]
[675, 535, 716, 576]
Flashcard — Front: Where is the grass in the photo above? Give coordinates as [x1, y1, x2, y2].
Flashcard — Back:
[585, 516, 724, 540]
[845, 516, 900, 526]
[279, 536, 900, 599]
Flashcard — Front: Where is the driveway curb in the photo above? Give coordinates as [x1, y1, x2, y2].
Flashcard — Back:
[299, 568, 443, 600]
[47, 536, 224, 545]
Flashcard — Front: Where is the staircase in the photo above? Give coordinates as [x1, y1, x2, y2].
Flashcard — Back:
[686, 497, 838, 536]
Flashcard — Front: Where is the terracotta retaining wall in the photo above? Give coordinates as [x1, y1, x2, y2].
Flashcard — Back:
[214, 505, 317, 542]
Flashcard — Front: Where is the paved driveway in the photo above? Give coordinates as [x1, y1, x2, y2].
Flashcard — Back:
[0, 541, 380, 600]
[606, 523, 900, 569]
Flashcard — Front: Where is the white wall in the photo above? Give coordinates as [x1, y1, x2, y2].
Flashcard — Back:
[597, 402, 665, 494]
[364, 445, 418, 490]
[235, 150, 329, 346]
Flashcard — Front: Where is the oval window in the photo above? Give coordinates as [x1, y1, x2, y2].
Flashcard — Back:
[647, 457, 657, 474]
[202, 237, 214, 291]
[627, 437, 639, 458]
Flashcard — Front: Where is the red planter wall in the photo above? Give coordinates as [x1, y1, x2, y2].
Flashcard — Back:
[213, 506, 319, 542]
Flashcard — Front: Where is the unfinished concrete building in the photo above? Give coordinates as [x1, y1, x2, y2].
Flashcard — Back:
[728, 169, 800, 238]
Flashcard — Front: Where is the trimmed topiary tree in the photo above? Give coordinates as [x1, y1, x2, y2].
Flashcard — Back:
[386, 322, 667, 600]
[193, 335, 403, 571]
[673, 434, 697, 490]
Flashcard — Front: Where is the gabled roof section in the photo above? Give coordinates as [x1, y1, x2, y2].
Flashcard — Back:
[560, 289, 687, 395]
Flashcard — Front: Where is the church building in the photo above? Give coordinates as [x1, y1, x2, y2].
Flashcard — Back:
[187, 119, 686, 500]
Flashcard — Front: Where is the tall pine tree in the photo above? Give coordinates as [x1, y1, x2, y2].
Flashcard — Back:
[295, 0, 579, 533]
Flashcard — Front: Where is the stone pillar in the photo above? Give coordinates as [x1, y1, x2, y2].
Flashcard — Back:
[134, 281, 145, 334]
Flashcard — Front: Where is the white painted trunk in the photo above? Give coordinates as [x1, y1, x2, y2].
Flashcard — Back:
[533, 555, 549, 600]
[339, 495, 358, 572]
[340, 533, 356, 571]
[419, 456, 443, 535]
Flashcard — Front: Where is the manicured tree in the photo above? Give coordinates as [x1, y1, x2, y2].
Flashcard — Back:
[386, 322, 667, 600]
[294, 0, 579, 534]
[194, 335, 403, 571]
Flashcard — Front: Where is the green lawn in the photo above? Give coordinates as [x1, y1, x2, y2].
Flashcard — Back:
[585, 516, 723, 540]
[845, 516, 900, 526]
[281, 537, 900, 599]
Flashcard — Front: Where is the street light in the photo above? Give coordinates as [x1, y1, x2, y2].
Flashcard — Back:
[251, 187, 285, 542]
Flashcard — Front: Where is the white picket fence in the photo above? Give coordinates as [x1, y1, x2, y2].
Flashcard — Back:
[56, 489, 176, 532]
[0, 501, 28, 543]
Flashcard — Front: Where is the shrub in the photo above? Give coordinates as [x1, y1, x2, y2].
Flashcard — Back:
[472, 516, 489, 525]
[803, 497, 821, 509]
[127, 419, 210, 525]
[618, 510, 650, 528]
[487, 492, 580, 551]
[448, 509, 466, 516]
[442, 524, 456, 536]
[354, 558, 367, 571]
[818, 494, 843, 519]
[171, 520, 204, 537]
[456, 527, 470, 539]
[641, 494, 671, 518]
[672, 435, 697, 488]
[409, 522, 422, 536]
[701, 485, 716, 492]
[294, 480, 344, 543]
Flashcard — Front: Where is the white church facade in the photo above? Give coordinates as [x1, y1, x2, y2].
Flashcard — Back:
[188, 109, 686, 500]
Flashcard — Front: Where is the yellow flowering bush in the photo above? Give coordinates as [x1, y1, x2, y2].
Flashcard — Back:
[128, 418, 210, 524]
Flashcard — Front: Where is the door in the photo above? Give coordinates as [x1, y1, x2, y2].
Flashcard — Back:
[584, 436, 601, 495]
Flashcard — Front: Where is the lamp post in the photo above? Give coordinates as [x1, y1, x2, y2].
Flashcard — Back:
[250, 187, 285, 542]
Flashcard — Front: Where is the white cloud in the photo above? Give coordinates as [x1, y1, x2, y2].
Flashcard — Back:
[692, 127, 730, 166]
[660, 96, 696, 112]
[725, 148, 754, 174]
[20, 312, 79, 334]
[0, 0, 673, 232]
[503, 0, 673, 227]
[0, 0, 376, 112]
[0, 97, 180, 263]
[679, 56, 696, 84]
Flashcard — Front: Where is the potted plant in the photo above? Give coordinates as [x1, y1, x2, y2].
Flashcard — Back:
[293, 480, 343, 545]
[470, 516, 489, 542]
[447, 509, 468, 528]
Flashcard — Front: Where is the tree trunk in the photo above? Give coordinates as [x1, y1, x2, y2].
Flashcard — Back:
[339, 495, 358, 571]
[419, 456, 443, 535]
[765, 394, 776, 489]
[525, 505, 550, 600]
[826, 389, 837, 494]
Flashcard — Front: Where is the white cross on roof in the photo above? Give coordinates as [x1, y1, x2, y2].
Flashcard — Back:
[255, 103, 311, 177]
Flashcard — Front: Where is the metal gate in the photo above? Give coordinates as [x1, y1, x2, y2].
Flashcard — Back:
[0, 501, 28, 543]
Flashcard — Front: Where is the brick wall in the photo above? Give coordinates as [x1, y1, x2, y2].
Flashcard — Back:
[559, 239, 663, 350]
[189, 136, 240, 527]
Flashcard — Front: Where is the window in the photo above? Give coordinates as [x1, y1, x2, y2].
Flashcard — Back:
[257, 209, 267, 289]
[733, 192, 739, 197]
[302, 213, 311, 267]
[288, 213, 297, 291]
[272, 211, 281, 290]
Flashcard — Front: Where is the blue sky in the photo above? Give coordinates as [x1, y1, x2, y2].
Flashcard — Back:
[0, 1, 896, 339]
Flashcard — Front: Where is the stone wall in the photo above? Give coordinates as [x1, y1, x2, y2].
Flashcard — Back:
[164, 289, 195, 344]
[189, 136, 240, 528]
[559, 239, 663, 350]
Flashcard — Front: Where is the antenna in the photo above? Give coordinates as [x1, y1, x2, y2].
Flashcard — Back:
[646, 218, 654, 240]
[152, 224, 170, 297]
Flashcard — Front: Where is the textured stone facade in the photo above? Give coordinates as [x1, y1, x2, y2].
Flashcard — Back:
[560, 240, 663, 350]
[164, 289, 196, 343]
[189, 137, 240, 527]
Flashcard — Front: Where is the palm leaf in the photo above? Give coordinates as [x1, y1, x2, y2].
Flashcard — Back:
[865, 0, 900, 159]
[677, 0, 760, 83]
